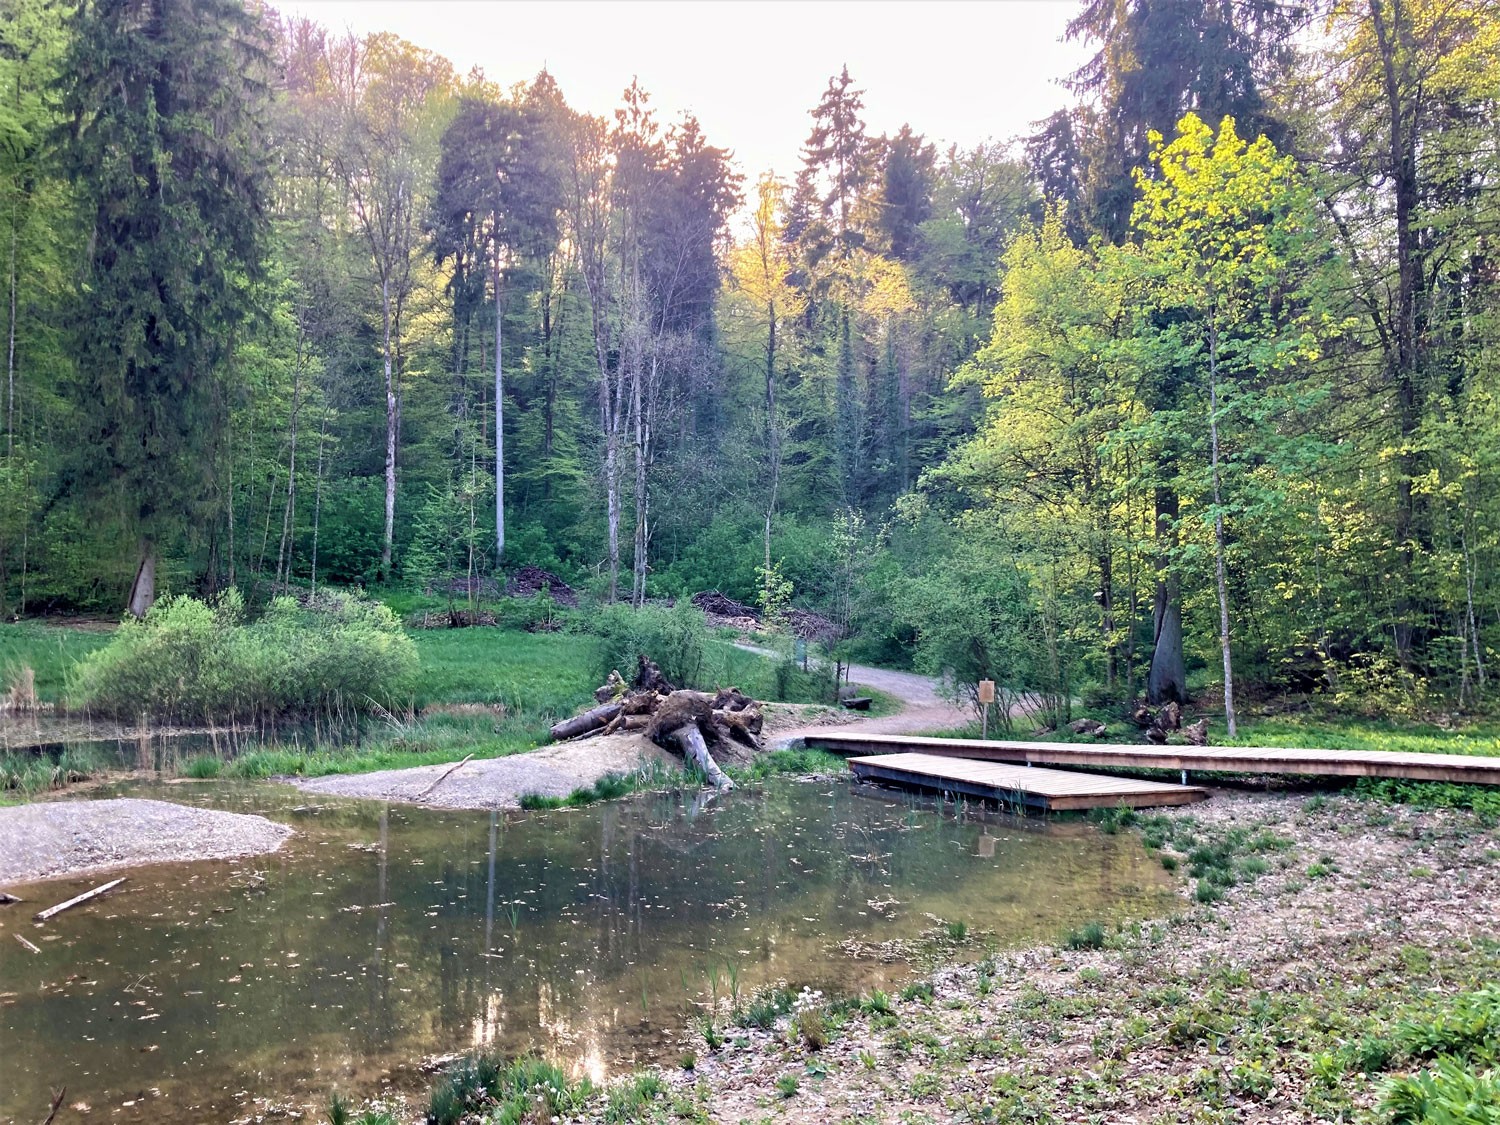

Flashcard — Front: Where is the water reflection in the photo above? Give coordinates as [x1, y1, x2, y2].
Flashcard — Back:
[0, 780, 1176, 1122]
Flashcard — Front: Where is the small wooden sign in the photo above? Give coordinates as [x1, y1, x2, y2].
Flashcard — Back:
[977, 679, 996, 704]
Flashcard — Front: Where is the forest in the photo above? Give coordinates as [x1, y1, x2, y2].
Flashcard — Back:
[1, 0, 1497, 728]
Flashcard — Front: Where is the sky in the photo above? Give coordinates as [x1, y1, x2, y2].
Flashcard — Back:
[271, 1, 1092, 183]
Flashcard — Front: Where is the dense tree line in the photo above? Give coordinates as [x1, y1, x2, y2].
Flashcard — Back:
[1, 0, 1497, 719]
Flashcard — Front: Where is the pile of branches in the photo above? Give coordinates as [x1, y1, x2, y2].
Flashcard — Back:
[547, 655, 762, 790]
[691, 590, 762, 632]
[506, 565, 579, 607]
[783, 607, 840, 645]
[409, 608, 500, 630]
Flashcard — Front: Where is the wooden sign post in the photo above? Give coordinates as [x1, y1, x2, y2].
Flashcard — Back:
[978, 679, 996, 739]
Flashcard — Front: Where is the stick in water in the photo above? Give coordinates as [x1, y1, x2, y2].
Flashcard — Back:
[41, 1086, 66, 1125]
[14, 932, 41, 954]
[34, 877, 126, 922]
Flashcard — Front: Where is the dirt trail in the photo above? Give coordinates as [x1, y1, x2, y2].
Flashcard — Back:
[737, 646, 971, 746]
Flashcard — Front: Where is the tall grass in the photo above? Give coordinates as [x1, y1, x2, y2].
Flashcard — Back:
[0, 744, 112, 802]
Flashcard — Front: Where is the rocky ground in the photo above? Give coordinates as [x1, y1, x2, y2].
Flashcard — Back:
[624, 790, 1498, 1125]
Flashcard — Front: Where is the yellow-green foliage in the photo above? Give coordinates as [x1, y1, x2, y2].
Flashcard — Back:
[70, 589, 416, 722]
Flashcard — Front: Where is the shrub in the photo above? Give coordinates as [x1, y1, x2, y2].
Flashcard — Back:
[589, 600, 711, 689]
[71, 589, 417, 724]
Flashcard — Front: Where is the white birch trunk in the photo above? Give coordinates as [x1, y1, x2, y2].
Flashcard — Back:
[1209, 323, 1237, 738]
[381, 273, 396, 581]
[494, 249, 505, 563]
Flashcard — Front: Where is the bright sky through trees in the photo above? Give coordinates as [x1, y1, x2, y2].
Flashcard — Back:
[271, 0, 1089, 187]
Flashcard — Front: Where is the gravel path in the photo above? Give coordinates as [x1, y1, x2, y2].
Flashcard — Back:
[736, 647, 972, 745]
[0, 797, 293, 884]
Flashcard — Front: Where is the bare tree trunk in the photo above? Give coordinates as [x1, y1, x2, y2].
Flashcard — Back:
[493, 250, 505, 563]
[5, 201, 15, 460]
[276, 328, 305, 592]
[763, 297, 778, 573]
[1370, 0, 1421, 667]
[1208, 324, 1237, 737]
[1147, 484, 1187, 704]
[226, 424, 237, 588]
[1463, 528, 1486, 695]
[310, 405, 328, 595]
[381, 273, 396, 582]
[630, 350, 650, 607]
[127, 545, 156, 619]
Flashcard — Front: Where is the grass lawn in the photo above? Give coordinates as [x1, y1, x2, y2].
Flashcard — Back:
[408, 628, 600, 714]
[0, 621, 113, 701]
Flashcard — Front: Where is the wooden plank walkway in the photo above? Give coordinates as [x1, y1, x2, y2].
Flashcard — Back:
[813, 733, 1500, 786]
[849, 752, 1209, 811]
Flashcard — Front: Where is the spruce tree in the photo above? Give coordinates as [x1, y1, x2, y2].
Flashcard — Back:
[63, 0, 270, 613]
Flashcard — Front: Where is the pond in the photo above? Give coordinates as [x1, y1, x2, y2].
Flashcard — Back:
[0, 779, 1177, 1122]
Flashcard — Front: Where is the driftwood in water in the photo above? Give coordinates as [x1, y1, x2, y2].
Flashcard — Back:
[35, 877, 126, 922]
[0, 891, 20, 905]
[41, 1085, 66, 1125]
[15, 932, 40, 954]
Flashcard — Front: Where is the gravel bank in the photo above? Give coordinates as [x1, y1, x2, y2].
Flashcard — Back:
[0, 797, 294, 884]
[291, 738, 680, 809]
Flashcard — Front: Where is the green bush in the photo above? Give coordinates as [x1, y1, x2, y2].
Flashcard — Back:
[589, 601, 712, 689]
[71, 589, 417, 723]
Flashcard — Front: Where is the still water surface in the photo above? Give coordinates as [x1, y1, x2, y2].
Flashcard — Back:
[0, 779, 1175, 1122]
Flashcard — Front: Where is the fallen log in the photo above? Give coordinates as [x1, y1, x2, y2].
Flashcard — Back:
[549, 702, 623, 741]
[714, 704, 763, 748]
[35, 877, 126, 922]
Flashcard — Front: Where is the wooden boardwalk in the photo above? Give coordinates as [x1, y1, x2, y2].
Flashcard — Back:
[849, 752, 1209, 811]
[813, 733, 1500, 786]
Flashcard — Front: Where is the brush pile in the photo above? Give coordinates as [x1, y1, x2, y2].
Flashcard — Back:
[547, 655, 762, 790]
[690, 590, 762, 632]
[506, 565, 579, 607]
